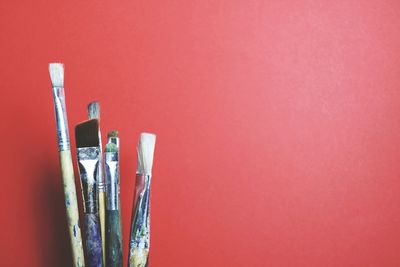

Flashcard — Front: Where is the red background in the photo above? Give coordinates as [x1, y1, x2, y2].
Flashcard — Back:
[1, 1, 400, 266]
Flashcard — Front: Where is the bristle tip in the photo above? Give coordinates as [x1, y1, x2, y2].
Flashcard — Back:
[49, 63, 64, 87]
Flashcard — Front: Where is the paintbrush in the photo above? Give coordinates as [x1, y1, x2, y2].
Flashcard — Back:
[75, 119, 104, 267]
[49, 63, 85, 267]
[88, 101, 106, 266]
[128, 133, 156, 267]
[104, 131, 123, 267]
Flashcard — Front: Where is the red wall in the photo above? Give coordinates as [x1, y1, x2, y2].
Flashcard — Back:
[1, 1, 400, 266]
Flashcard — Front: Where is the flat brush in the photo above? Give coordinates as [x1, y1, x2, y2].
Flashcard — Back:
[128, 133, 156, 267]
[104, 131, 122, 267]
[75, 119, 104, 267]
[88, 101, 106, 266]
[49, 63, 85, 267]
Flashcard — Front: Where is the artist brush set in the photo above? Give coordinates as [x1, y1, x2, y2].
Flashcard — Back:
[49, 63, 155, 267]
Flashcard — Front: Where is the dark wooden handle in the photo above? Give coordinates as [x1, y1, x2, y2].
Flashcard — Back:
[106, 210, 123, 267]
[84, 213, 103, 267]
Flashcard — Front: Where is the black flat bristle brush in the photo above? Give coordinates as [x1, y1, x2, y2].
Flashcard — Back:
[75, 119, 104, 267]
[88, 101, 106, 266]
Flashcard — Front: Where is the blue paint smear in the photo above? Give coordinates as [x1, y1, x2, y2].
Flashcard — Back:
[85, 214, 103, 267]
[73, 225, 77, 237]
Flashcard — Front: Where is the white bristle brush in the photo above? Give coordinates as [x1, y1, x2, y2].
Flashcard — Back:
[49, 63, 85, 267]
[128, 133, 156, 267]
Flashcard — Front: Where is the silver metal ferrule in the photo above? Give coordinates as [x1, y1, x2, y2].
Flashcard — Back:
[98, 136, 105, 192]
[52, 87, 70, 151]
[105, 151, 119, 210]
[77, 147, 100, 214]
[130, 174, 151, 249]
[109, 137, 120, 148]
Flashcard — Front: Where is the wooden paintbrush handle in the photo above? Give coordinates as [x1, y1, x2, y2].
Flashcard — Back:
[128, 248, 149, 267]
[59, 150, 85, 267]
[84, 213, 104, 267]
[106, 210, 123, 267]
[99, 191, 106, 265]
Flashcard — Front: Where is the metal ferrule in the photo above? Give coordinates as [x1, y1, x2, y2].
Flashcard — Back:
[77, 147, 100, 214]
[98, 138, 105, 192]
[52, 87, 70, 151]
[130, 174, 151, 249]
[109, 137, 120, 148]
[105, 151, 119, 211]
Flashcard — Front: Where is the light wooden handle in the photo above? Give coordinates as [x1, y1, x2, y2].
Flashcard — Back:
[128, 248, 149, 267]
[99, 191, 106, 266]
[60, 150, 85, 267]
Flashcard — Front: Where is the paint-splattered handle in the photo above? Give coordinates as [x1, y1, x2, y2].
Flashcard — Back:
[128, 174, 151, 267]
[60, 150, 85, 267]
[84, 213, 104, 267]
[106, 210, 123, 267]
[128, 247, 149, 267]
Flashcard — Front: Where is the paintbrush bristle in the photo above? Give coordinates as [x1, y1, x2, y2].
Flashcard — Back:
[137, 133, 156, 175]
[88, 101, 100, 119]
[75, 119, 100, 148]
[49, 63, 64, 87]
[107, 130, 119, 138]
